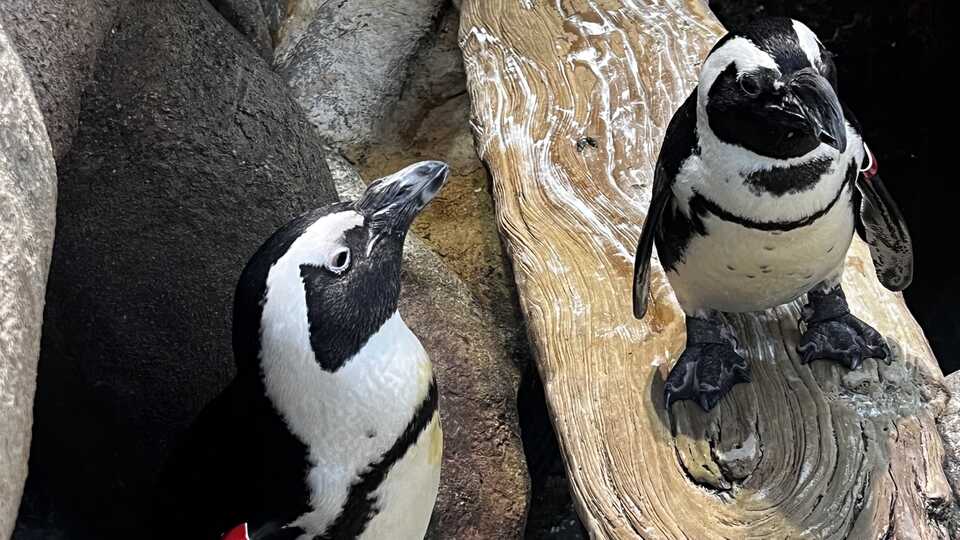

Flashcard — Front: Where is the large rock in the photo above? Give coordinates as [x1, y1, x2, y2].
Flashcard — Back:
[209, 0, 273, 60]
[0, 0, 120, 160]
[0, 21, 57, 540]
[327, 154, 529, 539]
[15, 1, 337, 537]
[273, 0, 446, 148]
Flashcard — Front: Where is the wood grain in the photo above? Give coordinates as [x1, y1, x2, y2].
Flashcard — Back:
[459, 1, 956, 537]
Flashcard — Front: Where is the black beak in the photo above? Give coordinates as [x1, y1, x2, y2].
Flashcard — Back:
[356, 160, 449, 235]
[783, 67, 847, 152]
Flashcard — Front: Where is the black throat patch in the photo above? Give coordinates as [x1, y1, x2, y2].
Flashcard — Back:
[317, 380, 439, 539]
[743, 157, 833, 196]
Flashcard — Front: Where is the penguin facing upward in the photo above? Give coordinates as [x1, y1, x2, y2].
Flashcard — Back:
[157, 161, 449, 540]
[632, 18, 913, 412]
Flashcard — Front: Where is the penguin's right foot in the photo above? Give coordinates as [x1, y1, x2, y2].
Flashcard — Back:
[664, 315, 750, 412]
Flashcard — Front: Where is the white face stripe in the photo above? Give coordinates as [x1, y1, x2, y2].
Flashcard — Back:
[258, 209, 364, 390]
[698, 36, 779, 107]
[792, 20, 823, 69]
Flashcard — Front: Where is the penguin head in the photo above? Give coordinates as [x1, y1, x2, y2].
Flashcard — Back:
[698, 17, 846, 159]
[233, 161, 449, 374]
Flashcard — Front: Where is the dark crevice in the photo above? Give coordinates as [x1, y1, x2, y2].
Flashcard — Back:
[518, 363, 587, 539]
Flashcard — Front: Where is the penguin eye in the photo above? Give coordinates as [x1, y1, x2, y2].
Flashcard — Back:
[739, 73, 762, 96]
[325, 247, 351, 275]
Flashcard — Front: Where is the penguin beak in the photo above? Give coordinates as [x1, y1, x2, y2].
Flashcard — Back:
[780, 67, 847, 152]
[356, 160, 450, 238]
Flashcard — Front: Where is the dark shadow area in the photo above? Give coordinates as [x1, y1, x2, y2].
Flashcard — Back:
[710, 0, 956, 373]
[519, 363, 588, 539]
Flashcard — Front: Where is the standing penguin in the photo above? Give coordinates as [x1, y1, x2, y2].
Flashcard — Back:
[632, 18, 913, 412]
[157, 161, 449, 539]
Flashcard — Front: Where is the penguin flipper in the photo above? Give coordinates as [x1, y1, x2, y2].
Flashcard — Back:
[855, 167, 913, 291]
[633, 89, 698, 319]
[633, 178, 673, 319]
[843, 104, 913, 291]
[155, 379, 253, 539]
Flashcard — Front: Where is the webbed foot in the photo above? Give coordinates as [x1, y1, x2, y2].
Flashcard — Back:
[664, 315, 750, 412]
[798, 285, 889, 369]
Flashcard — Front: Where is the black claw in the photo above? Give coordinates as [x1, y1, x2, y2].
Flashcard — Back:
[798, 291, 890, 369]
[664, 342, 750, 412]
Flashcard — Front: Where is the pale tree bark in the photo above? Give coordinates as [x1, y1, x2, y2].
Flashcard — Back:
[459, 1, 956, 537]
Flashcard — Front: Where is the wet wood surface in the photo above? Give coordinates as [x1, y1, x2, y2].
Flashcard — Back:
[459, 1, 955, 537]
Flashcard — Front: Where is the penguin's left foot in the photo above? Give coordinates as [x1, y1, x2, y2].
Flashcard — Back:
[798, 285, 890, 369]
[664, 314, 751, 412]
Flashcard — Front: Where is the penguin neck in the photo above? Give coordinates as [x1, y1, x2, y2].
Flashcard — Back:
[695, 109, 838, 179]
[683, 110, 860, 224]
[258, 309, 436, 530]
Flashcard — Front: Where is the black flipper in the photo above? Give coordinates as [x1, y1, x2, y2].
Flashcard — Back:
[153, 374, 310, 540]
[856, 163, 913, 291]
[633, 90, 699, 319]
[844, 105, 914, 291]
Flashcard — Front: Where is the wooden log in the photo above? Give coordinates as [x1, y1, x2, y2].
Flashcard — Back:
[459, 1, 957, 537]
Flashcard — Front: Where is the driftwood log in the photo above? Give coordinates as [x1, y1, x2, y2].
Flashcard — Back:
[460, 1, 956, 538]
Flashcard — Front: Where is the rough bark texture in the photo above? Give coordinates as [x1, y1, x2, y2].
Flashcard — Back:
[326, 153, 530, 539]
[460, 1, 956, 537]
[15, 1, 337, 537]
[0, 21, 57, 540]
[273, 0, 447, 148]
[0, 0, 120, 160]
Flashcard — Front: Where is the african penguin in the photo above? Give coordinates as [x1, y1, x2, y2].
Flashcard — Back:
[156, 161, 449, 540]
[632, 18, 913, 412]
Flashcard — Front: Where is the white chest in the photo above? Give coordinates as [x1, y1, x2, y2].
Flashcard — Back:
[359, 413, 442, 540]
[668, 191, 854, 313]
[258, 308, 438, 537]
[666, 128, 862, 314]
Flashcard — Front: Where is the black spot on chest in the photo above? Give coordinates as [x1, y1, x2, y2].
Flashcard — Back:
[743, 157, 834, 196]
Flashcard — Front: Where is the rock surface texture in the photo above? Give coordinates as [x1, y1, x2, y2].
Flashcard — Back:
[209, 0, 274, 60]
[941, 372, 960, 498]
[0, 0, 120, 160]
[461, 0, 957, 537]
[15, 1, 337, 537]
[0, 21, 57, 540]
[274, 0, 447, 148]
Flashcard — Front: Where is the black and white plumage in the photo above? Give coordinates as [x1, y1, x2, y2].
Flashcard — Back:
[157, 161, 449, 540]
[632, 18, 913, 412]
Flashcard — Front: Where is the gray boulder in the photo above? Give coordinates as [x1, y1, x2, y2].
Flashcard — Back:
[0, 21, 57, 540]
[274, 0, 446, 148]
[15, 0, 336, 537]
[0, 0, 120, 160]
[209, 0, 274, 61]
